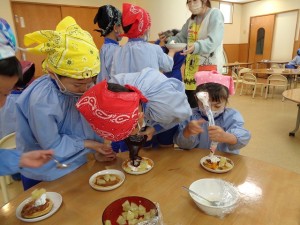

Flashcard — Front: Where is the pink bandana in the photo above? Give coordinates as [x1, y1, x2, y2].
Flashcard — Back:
[76, 80, 148, 141]
[121, 3, 151, 38]
[195, 70, 235, 95]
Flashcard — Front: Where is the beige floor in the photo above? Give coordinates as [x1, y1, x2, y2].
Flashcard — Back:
[1, 85, 300, 207]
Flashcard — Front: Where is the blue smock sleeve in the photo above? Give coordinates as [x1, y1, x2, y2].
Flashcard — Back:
[0, 149, 21, 176]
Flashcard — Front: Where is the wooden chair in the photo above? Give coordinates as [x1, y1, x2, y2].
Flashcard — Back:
[0, 132, 16, 204]
[264, 74, 288, 101]
[238, 67, 252, 79]
[231, 70, 242, 91]
[239, 72, 267, 98]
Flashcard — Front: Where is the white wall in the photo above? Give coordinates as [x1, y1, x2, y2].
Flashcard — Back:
[271, 11, 298, 61]
[241, 0, 300, 43]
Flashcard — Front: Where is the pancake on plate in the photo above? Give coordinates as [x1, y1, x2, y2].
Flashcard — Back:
[21, 188, 53, 219]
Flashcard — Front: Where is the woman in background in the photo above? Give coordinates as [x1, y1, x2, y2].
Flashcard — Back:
[161, 0, 224, 108]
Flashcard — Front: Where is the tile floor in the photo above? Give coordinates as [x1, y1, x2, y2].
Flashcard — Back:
[1, 85, 300, 207]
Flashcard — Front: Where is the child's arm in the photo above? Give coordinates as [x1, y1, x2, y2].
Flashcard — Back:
[173, 118, 206, 150]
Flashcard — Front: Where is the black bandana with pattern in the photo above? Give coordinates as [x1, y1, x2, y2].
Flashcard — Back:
[94, 5, 121, 37]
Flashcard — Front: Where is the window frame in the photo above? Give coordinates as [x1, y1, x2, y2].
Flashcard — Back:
[219, 2, 233, 24]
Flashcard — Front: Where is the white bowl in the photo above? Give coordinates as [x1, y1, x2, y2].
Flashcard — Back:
[189, 178, 239, 217]
[89, 169, 125, 191]
[165, 43, 187, 51]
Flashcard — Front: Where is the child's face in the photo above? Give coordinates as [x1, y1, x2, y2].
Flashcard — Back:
[54, 74, 95, 95]
[0, 74, 18, 108]
[197, 98, 226, 112]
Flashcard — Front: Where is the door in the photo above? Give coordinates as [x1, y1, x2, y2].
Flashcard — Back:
[61, 6, 104, 50]
[248, 15, 275, 66]
[12, 2, 62, 77]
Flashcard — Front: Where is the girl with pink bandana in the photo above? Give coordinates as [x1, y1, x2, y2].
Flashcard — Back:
[174, 71, 251, 154]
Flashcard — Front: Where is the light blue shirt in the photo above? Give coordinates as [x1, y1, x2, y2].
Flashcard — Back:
[0, 149, 21, 176]
[97, 38, 120, 82]
[174, 108, 251, 154]
[111, 38, 174, 76]
[0, 92, 20, 139]
[109, 67, 192, 132]
[288, 55, 300, 66]
[15, 75, 103, 181]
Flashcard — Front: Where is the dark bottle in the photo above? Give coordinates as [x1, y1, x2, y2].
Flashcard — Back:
[124, 134, 147, 167]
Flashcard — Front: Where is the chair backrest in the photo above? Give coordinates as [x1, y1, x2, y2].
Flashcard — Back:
[267, 74, 288, 85]
[242, 72, 257, 84]
[231, 70, 239, 80]
[238, 68, 252, 77]
[0, 132, 16, 149]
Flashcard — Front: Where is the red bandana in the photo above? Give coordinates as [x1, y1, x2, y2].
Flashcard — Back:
[121, 3, 151, 38]
[76, 80, 148, 141]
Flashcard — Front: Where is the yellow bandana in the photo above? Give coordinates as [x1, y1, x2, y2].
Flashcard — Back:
[24, 16, 100, 79]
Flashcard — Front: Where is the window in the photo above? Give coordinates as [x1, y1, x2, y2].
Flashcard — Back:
[219, 2, 233, 24]
[256, 28, 265, 55]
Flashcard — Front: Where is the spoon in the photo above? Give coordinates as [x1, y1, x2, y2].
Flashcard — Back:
[182, 186, 223, 207]
[52, 157, 70, 169]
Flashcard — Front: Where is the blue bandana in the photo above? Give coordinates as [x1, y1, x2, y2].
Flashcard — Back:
[0, 18, 16, 60]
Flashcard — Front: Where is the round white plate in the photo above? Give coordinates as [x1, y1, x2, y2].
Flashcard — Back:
[122, 157, 154, 175]
[165, 43, 187, 51]
[89, 169, 125, 191]
[200, 155, 234, 174]
[16, 192, 62, 222]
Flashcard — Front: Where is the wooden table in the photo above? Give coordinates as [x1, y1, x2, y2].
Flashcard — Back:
[223, 62, 253, 75]
[256, 60, 289, 69]
[251, 68, 300, 88]
[1, 148, 300, 225]
[283, 88, 300, 136]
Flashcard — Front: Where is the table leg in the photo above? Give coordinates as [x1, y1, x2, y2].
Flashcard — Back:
[289, 103, 300, 137]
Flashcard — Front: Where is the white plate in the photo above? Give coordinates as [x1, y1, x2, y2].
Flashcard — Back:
[200, 155, 234, 174]
[122, 157, 154, 175]
[16, 192, 62, 222]
[165, 43, 187, 51]
[89, 169, 125, 191]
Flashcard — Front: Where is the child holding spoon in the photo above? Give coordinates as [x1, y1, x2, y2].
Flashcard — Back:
[173, 70, 251, 154]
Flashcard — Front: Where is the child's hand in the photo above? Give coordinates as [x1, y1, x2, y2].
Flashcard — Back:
[85, 140, 116, 156]
[183, 119, 206, 137]
[139, 126, 155, 141]
[181, 43, 195, 55]
[94, 152, 116, 162]
[158, 32, 168, 43]
[208, 126, 238, 145]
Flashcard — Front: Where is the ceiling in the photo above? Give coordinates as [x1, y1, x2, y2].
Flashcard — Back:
[219, 0, 260, 3]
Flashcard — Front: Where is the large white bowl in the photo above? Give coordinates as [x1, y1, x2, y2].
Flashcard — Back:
[189, 178, 239, 217]
[165, 43, 187, 51]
